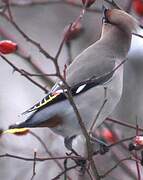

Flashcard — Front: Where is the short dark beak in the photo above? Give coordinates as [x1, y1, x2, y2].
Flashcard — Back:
[102, 5, 109, 23]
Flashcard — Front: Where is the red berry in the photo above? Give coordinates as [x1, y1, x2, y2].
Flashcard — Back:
[0, 40, 17, 54]
[82, 0, 96, 8]
[133, 0, 143, 16]
[102, 129, 116, 143]
[134, 136, 143, 145]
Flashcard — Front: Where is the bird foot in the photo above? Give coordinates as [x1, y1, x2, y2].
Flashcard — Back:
[90, 135, 109, 155]
[64, 135, 87, 174]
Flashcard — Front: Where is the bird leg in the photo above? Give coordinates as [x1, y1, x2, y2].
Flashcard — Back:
[90, 135, 109, 155]
[64, 136, 87, 174]
[63, 158, 68, 180]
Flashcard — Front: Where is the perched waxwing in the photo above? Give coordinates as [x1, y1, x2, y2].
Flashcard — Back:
[7, 8, 138, 156]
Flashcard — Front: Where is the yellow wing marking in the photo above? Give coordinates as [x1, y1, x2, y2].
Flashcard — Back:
[3, 128, 29, 135]
[30, 93, 60, 111]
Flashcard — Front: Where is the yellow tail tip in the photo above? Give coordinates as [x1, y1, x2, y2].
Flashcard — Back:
[3, 128, 29, 136]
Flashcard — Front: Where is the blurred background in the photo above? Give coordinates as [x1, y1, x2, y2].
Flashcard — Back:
[0, 0, 143, 179]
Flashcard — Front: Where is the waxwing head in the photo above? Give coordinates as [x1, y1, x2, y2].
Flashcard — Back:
[104, 8, 138, 34]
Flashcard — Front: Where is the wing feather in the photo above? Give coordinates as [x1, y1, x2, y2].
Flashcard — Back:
[22, 69, 114, 115]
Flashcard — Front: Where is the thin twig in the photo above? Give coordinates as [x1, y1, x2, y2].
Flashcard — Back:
[125, 0, 133, 13]
[50, 4, 100, 177]
[55, 24, 73, 61]
[17, 53, 54, 88]
[0, 54, 48, 93]
[112, 149, 137, 179]
[4, 0, 13, 20]
[106, 118, 143, 132]
[100, 157, 136, 178]
[31, 150, 37, 180]
[20, 69, 57, 77]
[108, 134, 143, 148]
[0, 26, 54, 88]
[89, 87, 108, 133]
[1, 1, 103, 179]
[135, 150, 141, 180]
[0, 153, 82, 162]
[29, 131, 72, 180]
[0, 0, 102, 13]
[86, 168, 94, 180]
[51, 164, 78, 180]
[135, 121, 141, 180]
[29, 132, 63, 170]
[0, 12, 55, 62]
[59, 77, 99, 176]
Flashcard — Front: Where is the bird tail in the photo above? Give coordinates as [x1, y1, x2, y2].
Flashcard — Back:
[3, 114, 37, 135]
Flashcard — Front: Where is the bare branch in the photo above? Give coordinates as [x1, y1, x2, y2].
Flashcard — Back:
[109, 134, 143, 148]
[0, 153, 82, 162]
[100, 157, 137, 178]
[0, 54, 48, 93]
[135, 122, 141, 180]
[0, 0, 102, 13]
[89, 87, 108, 133]
[30, 150, 37, 180]
[0, 26, 54, 88]
[0, 10, 55, 62]
[106, 118, 143, 132]
[51, 164, 78, 180]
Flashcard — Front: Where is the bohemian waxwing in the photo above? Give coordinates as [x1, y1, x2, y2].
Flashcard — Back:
[7, 8, 138, 156]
